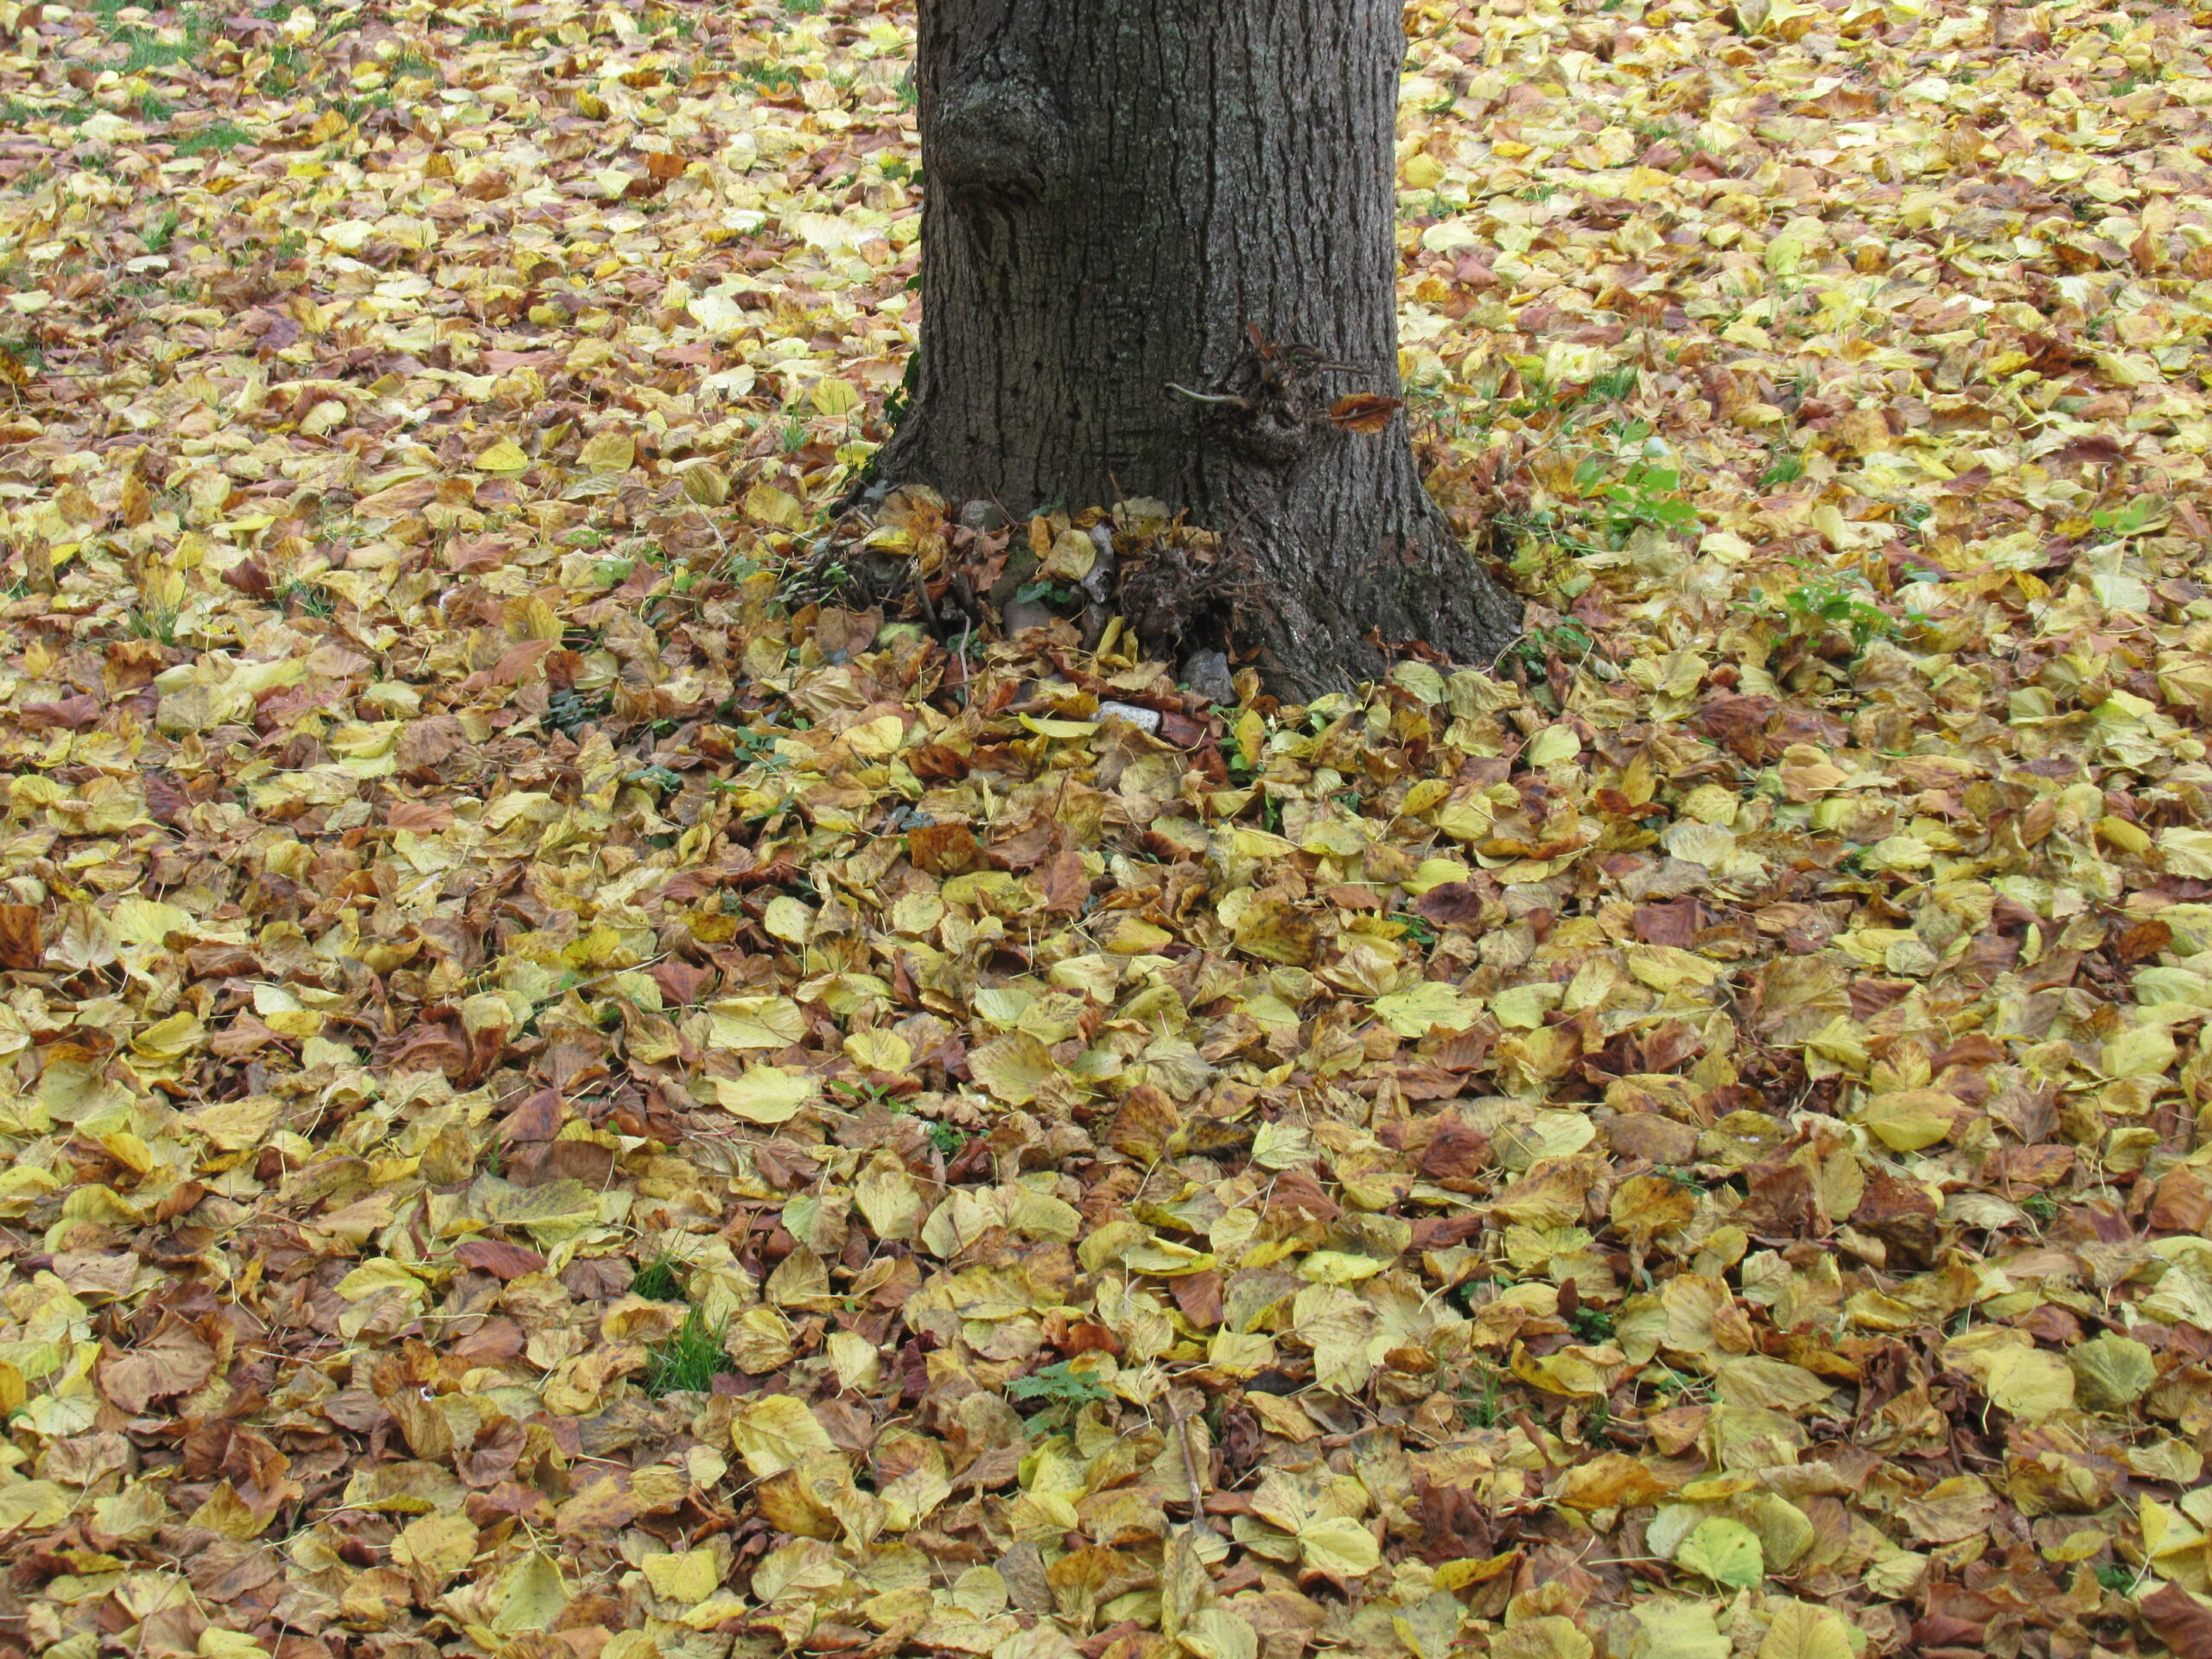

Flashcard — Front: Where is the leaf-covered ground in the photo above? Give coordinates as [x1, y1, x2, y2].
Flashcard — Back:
[1, 0, 2211, 1655]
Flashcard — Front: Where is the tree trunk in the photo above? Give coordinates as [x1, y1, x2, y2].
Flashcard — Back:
[874, 0, 1522, 701]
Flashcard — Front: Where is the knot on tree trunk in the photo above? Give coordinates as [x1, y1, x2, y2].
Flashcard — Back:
[934, 67, 1070, 206]
[1187, 327, 1380, 468]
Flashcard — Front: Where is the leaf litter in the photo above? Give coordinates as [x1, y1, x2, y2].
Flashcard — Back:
[0, 0, 2210, 1656]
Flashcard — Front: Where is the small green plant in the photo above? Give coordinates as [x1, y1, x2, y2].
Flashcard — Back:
[1580, 365, 1638, 404]
[143, 208, 180, 254]
[124, 29, 204, 72]
[924, 1121, 969, 1159]
[391, 48, 438, 80]
[175, 121, 252, 156]
[0, 330, 44, 374]
[2095, 1560, 2138, 1596]
[1644, 1363, 1712, 1405]
[1459, 1363, 1503, 1428]
[1585, 457, 1697, 543]
[1568, 1305, 1616, 1344]
[786, 0, 824, 14]
[1756, 446, 1803, 492]
[1779, 567, 1915, 658]
[2022, 1192, 2060, 1224]
[272, 228, 308, 263]
[1448, 1274, 1508, 1318]
[546, 685, 611, 734]
[1007, 1361, 1112, 1430]
[2090, 497, 2163, 538]
[629, 1250, 683, 1303]
[625, 764, 684, 795]
[740, 62, 804, 95]
[126, 599, 181, 647]
[461, 23, 504, 44]
[829, 1077, 901, 1111]
[276, 578, 334, 617]
[137, 92, 173, 124]
[645, 1307, 733, 1395]
[1503, 616, 1595, 683]
[334, 92, 396, 122]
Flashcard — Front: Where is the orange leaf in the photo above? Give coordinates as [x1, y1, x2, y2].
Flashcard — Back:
[1328, 393, 1402, 433]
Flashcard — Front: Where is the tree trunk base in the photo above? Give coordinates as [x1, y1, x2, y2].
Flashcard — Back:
[873, 410, 1522, 704]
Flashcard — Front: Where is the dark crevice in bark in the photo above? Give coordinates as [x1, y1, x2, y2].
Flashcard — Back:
[873, 0, 1522, 701]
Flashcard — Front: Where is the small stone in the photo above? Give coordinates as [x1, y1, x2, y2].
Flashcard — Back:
[1001, 597, 1055, 634]
[1184, 649, 1234, 704]
[1096, 700, 1162, 734]
[959, 499, 1011, 532]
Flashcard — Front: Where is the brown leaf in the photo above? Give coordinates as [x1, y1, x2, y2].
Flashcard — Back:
[1415, 880, 1487, 930]
[18, 694, 101, 732]
[1416, 1117, 1492, 1189]
[1106, 1084, 1179, 1161]
[1327, 393, 1402, 433]
[453, 1238, 548, 1282]
[2142, 1584, 2212, 1659]
[1036, 847, 1090, 913]
[99, 1322, 218, 1414]
[0, 905, 41, 970]
[908, 821, 981, 875]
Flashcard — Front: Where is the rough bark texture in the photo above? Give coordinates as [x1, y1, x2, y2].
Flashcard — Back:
[874, 0, 1522, 700]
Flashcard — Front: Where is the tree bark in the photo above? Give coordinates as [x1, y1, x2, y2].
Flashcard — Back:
[875, 0, 1522, 700]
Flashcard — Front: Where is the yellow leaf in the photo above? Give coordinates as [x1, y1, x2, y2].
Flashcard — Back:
[1631, 1602, 1729, 1659]
[1296, 1516, 1379, 1577]
[2070, 1332, 2155, 1413]
[111, 898, 194, 946]
[1491, 1614, 1593, 1659]
[1757, 1602, 1853, 1659]
[968, 1032, 1056, 1104]
[391, 1513, 479, 1583]
[708, 1065, 817, 1124]
[1982, 1345, 2075, 1421]
[1299, 1249, 1391, 1286]
[1371, 981, 1480, 1038]
[745, 481, 804, 530]
[2102, 1023, 2177, 1079]
[476, 438, 530, 474]
[1676, 1516, 1764, 1587]
[1182, 1606, 1260, 1659]
[490, 1551, 568, 1635]
[844, 1029, 912, 1071]
[336, 1258, 428, 1303]
[1524, 724, 1582, 766]
[1856, 1088, 1956, 1151]
[762, 895, 814, 943]
[732, 1395, 836, 1478]
[641, 1548, 721, 1605]
[0, 1482, 70, 1531]
[577, 429, 635, 474]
